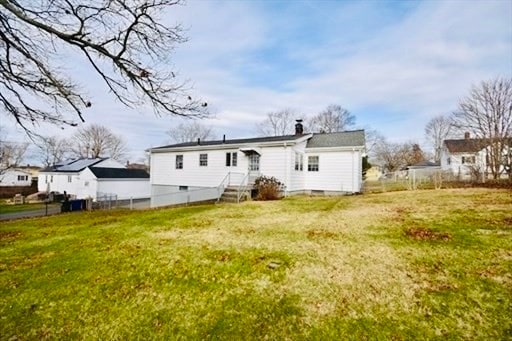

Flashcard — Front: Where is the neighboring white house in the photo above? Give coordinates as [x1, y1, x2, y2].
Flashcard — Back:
[150, 124, 365, 207]
[440, 133, 511, 179]
[38, 158, 150, 200]
[0, 168, 32, 187]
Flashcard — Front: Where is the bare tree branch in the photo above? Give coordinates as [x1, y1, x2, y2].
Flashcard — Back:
[452, 77, 512, 179]
[70, 124, 127, 161]
[308, 104, 355, 133]
[257, 109, 297, 136]
[36, 135, 70, 167]
[425, 114, 453, 163]
[0, 0, 208, 136]
[0, 126, 28, 176]
[167, 121, 216, 143]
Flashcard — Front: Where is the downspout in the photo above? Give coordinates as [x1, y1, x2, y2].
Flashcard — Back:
[284, 142, 289, 197]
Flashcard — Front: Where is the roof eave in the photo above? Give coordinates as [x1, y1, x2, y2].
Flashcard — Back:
[150, 135, 312, 153]
[305, 145, 365, 152]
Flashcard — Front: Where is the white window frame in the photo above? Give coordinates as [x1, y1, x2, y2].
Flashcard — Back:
[308, 156, 319, 172]
[199, 153, 208, 167]
[67, 175, 72, 183]
[248, 154, 260, 171]
[176, 155, 183, 169]
[295, 152, 303, 171]
[462, 155, 475, 164]
[226, 152, 238, 167]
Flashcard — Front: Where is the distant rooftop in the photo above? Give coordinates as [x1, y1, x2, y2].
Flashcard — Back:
[42, 158, 105, 172]
[89, 167, 149, 179]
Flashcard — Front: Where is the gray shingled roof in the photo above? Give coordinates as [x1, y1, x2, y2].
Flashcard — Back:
[42, 158, 105, 172]
[306, 130, 365, 148]
[153, 130, 365, 150]
[89, 167, 149, 179]
[153, 134, 305, 150]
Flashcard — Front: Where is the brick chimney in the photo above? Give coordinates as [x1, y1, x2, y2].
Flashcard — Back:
[464, 132, 470, 139]
[295, 119, 303, 135]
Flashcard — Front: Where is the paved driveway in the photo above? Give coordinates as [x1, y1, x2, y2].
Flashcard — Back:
[0, 205, 61, 221]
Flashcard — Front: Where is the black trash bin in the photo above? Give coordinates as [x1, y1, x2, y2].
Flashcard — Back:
[61, 201, 71, 212]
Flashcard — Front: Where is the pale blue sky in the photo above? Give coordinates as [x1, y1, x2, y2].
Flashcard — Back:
[3, 0, 512, 163]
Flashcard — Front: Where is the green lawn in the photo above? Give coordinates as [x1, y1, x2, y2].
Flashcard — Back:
[0, 202, 57, 215]
[1, 189, 511, 339]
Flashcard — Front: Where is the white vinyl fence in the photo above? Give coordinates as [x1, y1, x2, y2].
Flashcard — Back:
[150, 172, 247, 209]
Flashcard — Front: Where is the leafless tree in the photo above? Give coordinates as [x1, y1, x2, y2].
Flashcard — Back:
[0, 0, 208, 135]
[365, 128, 385, 159]
[167, 121, 216, 143]
[0, 127, 28, 176]
[374, 139, 426, 172]
[425, 115, 453, 163]
[257, 109, 297, 136]
[70, 124, 127, 161]
[308, 104, 355, 133]
[36, 135, 70, 167]
[452, 77, 512, 179]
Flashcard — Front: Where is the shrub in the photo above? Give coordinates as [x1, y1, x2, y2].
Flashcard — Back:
[254, 176, 284, 201]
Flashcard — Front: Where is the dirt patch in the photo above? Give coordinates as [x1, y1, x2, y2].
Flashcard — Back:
[404, 227, 452, 241]
[306, 229, 341, 240]
[0, 230, 23, 242]
[503, 217, 512, 226]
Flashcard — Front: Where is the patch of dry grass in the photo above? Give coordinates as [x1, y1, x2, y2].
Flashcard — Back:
[1, 188, 511, 339]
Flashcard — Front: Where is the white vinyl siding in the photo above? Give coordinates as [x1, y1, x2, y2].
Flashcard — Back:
[305, 150, 362, 193]
[150, 141, 363, 194]
[152, 149, 244, 188]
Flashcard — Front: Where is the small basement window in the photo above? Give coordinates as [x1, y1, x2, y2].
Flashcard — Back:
[308, 156, 319, 172]
[179, 186, 188, 191]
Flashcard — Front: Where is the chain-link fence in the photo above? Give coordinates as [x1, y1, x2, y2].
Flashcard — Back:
[363, 169, 469, 193]
[94, 193, 151, 210]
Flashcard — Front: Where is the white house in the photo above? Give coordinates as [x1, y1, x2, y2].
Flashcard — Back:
[0, 168, 32, 187]
[150, 123, 365, 207]
[38, 158, 150, 200]
[441, 133, 511, 179]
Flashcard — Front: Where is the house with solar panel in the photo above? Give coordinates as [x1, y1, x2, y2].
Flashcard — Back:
[38, 158, 150, 201]
[149, 120, 365, 207]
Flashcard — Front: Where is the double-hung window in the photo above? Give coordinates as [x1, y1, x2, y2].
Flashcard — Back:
[199, 153, 208, 167]
[295, 152, 303, 171]
[462, 156, 475, 164]
[67, 175, 72, 183]
[176, 155, 184, 169]
[308, 156, 319, 172]
[226, 152, 237, 167]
